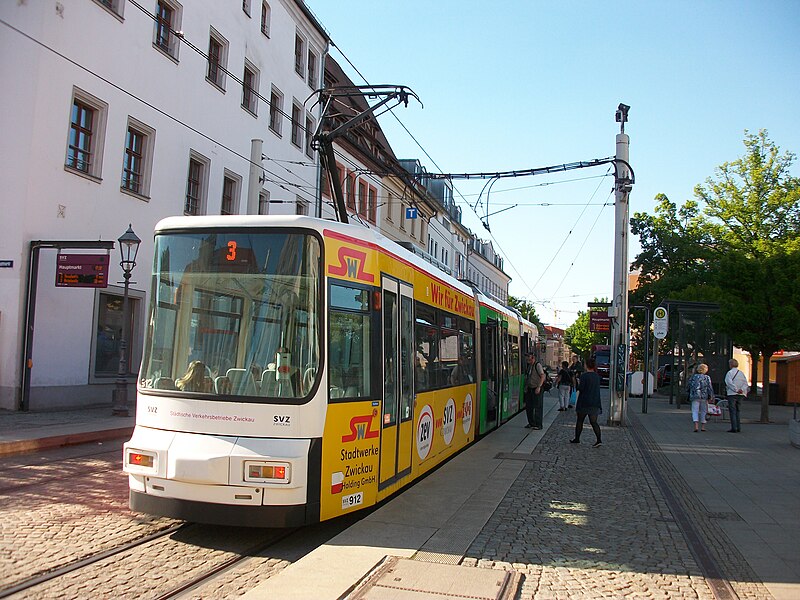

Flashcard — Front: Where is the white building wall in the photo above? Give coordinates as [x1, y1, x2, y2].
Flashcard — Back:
[0, 0, 327, 410]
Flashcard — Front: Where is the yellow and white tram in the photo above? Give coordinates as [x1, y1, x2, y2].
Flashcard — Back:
[124, 215, 533, 527]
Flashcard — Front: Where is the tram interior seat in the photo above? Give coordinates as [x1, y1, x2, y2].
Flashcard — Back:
[214, 376, 232, 395]
[226, 368, 258, 395]
[153, 377, 177, 390]
[260, 368, 279, 396]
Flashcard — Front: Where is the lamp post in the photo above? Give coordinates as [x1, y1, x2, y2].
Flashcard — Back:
[112, 224, 141, 416]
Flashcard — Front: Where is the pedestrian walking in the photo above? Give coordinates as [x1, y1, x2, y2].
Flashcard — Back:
[556, 360, 571, 411]
[724, 358, 749, 433]
[687, 363, 714, 432]
[570, 357, 602, 447]
[568, 354, 583, 409]
[524, 353, 546, 429]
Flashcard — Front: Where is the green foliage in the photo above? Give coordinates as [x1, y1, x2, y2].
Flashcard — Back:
[563, 298, 609, 357]
[631, 130, 800, 421]
[507, 296, 542, 328]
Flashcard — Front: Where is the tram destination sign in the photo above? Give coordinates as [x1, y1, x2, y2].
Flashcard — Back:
[55, 254, 109, 288]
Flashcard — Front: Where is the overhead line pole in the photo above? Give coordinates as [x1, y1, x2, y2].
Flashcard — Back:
[608, 104, 633, 426]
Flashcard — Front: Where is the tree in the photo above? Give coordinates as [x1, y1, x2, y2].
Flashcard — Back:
[564, 298, 609, 358]
[631, 130, 800, 422]
[508, 296, 542, 329]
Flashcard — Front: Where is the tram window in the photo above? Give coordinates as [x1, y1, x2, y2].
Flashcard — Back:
[382, 290, 398, 425]
[330, 285, 369, 311]
[399, 295, 414, 421]
[456, 331, 475, 384]
[414, 304, 437, 393]
[439, 327, 458, 387]
[139, 231, 321, 401]
[440, 313, 457, 330]
[329, 283, 372, 400]
[509, 335, 520, 377]
[481, 323, 496, 381]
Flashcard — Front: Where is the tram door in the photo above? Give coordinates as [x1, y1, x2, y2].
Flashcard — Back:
[379, 278, 414, 490]
[500, 326, 510, 419]
[481, 320, 500, 430]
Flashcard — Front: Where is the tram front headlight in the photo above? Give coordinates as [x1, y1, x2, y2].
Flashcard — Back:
[244, 461, 290, 484]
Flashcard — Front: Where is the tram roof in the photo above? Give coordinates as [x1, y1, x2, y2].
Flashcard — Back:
[476, 291, 535, 330]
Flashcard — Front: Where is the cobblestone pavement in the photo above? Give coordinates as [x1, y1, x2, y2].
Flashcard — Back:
[0, 441, 177, 589]
[0, 440, 363, 599]
[462, 406, 773, 599]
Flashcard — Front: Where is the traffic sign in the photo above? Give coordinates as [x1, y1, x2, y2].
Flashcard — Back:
[405, 207, 418, 219]
[653, 306, 668, 339]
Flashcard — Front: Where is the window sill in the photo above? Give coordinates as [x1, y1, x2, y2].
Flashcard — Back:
[121, 187, 150, 202]
[206, 77, 226, 93]
[64, 165, 102, 183]
[153, 43, 179, 64]
[92, 0, 124, 22]
[242, 105, 258, 118]
[269, 127, 282, 138]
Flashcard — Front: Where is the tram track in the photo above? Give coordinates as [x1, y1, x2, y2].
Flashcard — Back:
[0, 523, 187, 599]
[0, 519, 332, 600]
[152, 528, 300, 600]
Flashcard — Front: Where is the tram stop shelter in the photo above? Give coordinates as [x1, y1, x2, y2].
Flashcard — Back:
[659, 300, 733, 407]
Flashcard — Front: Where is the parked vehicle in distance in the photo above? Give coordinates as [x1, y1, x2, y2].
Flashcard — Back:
[657, 364, 672, 387]
[591, 344, 611, 385]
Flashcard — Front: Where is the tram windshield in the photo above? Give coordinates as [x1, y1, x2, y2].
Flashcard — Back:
[139, 230, 321, 401]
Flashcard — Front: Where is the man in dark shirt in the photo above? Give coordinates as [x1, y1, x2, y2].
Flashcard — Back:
[524, 353, 546, 429]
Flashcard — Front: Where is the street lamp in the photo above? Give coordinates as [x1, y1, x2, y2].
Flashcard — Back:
[112, 224, 141, 416]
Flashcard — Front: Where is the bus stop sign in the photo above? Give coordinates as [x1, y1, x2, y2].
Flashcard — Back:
[653, 306, 668, 339]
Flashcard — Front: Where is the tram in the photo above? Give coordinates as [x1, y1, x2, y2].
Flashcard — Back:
[124, 215, 539, 527]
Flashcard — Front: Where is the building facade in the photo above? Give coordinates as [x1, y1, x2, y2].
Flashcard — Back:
[466, 236, 510, 305]
[0, 0, 328, 410]
[543, 325, 571, 370]
[0, 0, 517, 412]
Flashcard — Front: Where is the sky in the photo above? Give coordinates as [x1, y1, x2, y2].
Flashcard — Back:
[306, 0, 800, 328]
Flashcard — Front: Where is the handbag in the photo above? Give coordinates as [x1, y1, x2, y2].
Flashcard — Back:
[707, 403, 722, 417]
[569, 390, 577, 406]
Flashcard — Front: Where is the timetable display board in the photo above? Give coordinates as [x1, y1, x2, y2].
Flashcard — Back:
[55, 254, 109, 288]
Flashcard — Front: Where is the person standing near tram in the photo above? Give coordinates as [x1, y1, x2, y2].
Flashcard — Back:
[524, 352, 546, 430]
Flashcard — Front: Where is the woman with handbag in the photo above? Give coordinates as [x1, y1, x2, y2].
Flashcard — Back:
[688, 363, 714, 432]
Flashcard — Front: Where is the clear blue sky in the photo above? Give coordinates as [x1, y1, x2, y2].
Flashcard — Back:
[307, 0, 800, 328]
